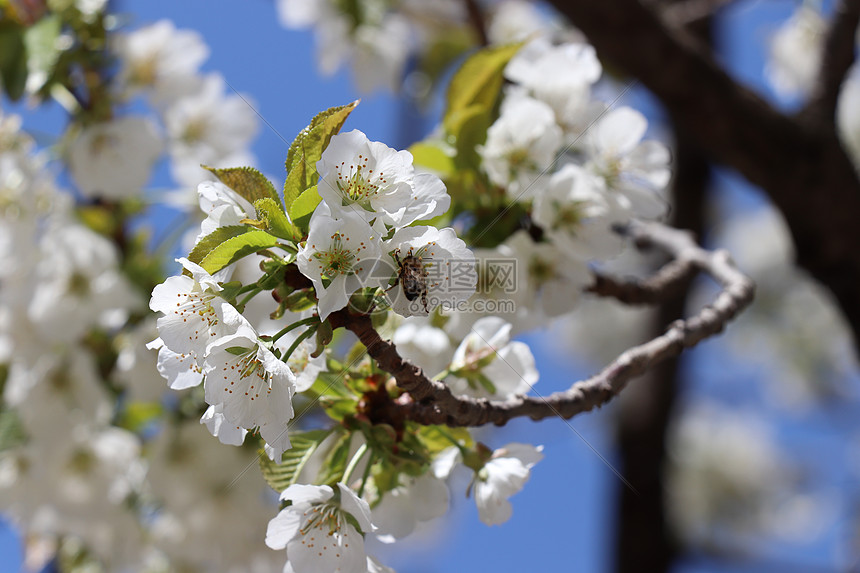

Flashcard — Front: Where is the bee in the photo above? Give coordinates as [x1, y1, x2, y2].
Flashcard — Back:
[387, 247, 430, 313]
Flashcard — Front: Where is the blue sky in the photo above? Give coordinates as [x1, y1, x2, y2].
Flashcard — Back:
[2, 0, 858, 571]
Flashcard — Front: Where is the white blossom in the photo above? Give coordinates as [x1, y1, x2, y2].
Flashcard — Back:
[381, 226, 476, 317]
[479, 96, 562, 199]
[112, 319, 166, 403]
[317, 129, 450, 229]
[766, 4, 826, 98]
[838, 69, 860, 167]
[487, 1, 554, 45]
[149, 258, 233, 356]
[4, 349, 113, 444]
[29, 221, 142, 343]
[584, 106, 670, 220]
[68, 116, 162, 200]
[505, 38, 601, 136]
[350, 15, 413, 93]
[164, 73, 259, 187]
[114, 19, 208, 103]
[202, 306, 297, 460]
[200, 403, 248, 447]
[148, 337, 205, 390]
[266, 483, 374, 573]
[391, 317, 453, 378]
[439, 245, 538, 338]
[666, 405, 792, 547]
[446, 316, 538, 398]
[297, 208, 381, 320]
[146, 418, 281, 571]
[0, 424, 146, 568]
[473, 443, 543, 525]
[532, 164, 622, 260]
[371, 474, 449, 542]
[275, 334, 327, 393]
[196, 179, 256, 241]
[277, 1, 412, 93]
[504, 230, 594, 317]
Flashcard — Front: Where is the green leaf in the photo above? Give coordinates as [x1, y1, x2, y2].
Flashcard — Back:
[308, 371, 354, 400]
[284, 101, 359, 207]
[187, 225, 249, 267]
[288, 185, 322, 236]
[443, 42, 523, 134]
[315, 430, 352, 486]
[117, 402, 163, 433]
[418, 425, 473, 455]
[320, 396, 358, 422]
[259, 428, 333, 492]
[204, 165, 282, 209]
[199, 229, 281, 274]
[447, 103, 492, 170]
[409, 142, 456, 177]
[0, 22, 28, 101]
[22, 13, 60, 95]
[0, 409, 26, 452]
[415, 30, 474, 94]
[254, 198, 298, 240]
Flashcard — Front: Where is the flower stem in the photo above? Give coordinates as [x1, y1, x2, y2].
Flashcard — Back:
[271, 317, 319, 343]
[237, 287, 263, 307]
[280, 324, 318, 363]
[432, 368, 451, 381]
[357, 450, 375, 498]
[342, 443, 368, 486]
[437, 427, 469, 455]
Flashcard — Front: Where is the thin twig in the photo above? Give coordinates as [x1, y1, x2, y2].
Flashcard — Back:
[586, 257, 696, 305]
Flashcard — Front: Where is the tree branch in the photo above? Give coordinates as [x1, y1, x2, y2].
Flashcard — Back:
[802, 0, 860, 124]
[587, 257, 695, 305]
[661, 0, 736, 27]
[330, 221, 754, 428]
[463, 0, 489, 47]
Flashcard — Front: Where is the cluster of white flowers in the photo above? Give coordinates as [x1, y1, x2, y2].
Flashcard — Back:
[275, 0, 559, 93]
[665, 404, 827, 550]
[457, 35, 670, 331]
[298, 129, 477, 318]
[149, 257, 302, 460]
[145, 418, 284, 572]
[700, 207, 858, 408]
[0, 108, 149, 568]
[142, 114, 551, 570]
[65, 19, 259, 204]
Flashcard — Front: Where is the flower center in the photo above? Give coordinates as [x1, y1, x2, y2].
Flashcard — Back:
[595, 157, 622, 188]
[529, 258, 556, 282]
[183, 292, 220, 328]
[334, 154, 387, 208]
[552, 200, 585, 231]
[313, 233, 357, 278]
[506, 148, 536, 179]
[300, 503, 343, 537]
[182, 117, 208, 144]
[67, 270, 91, 297]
